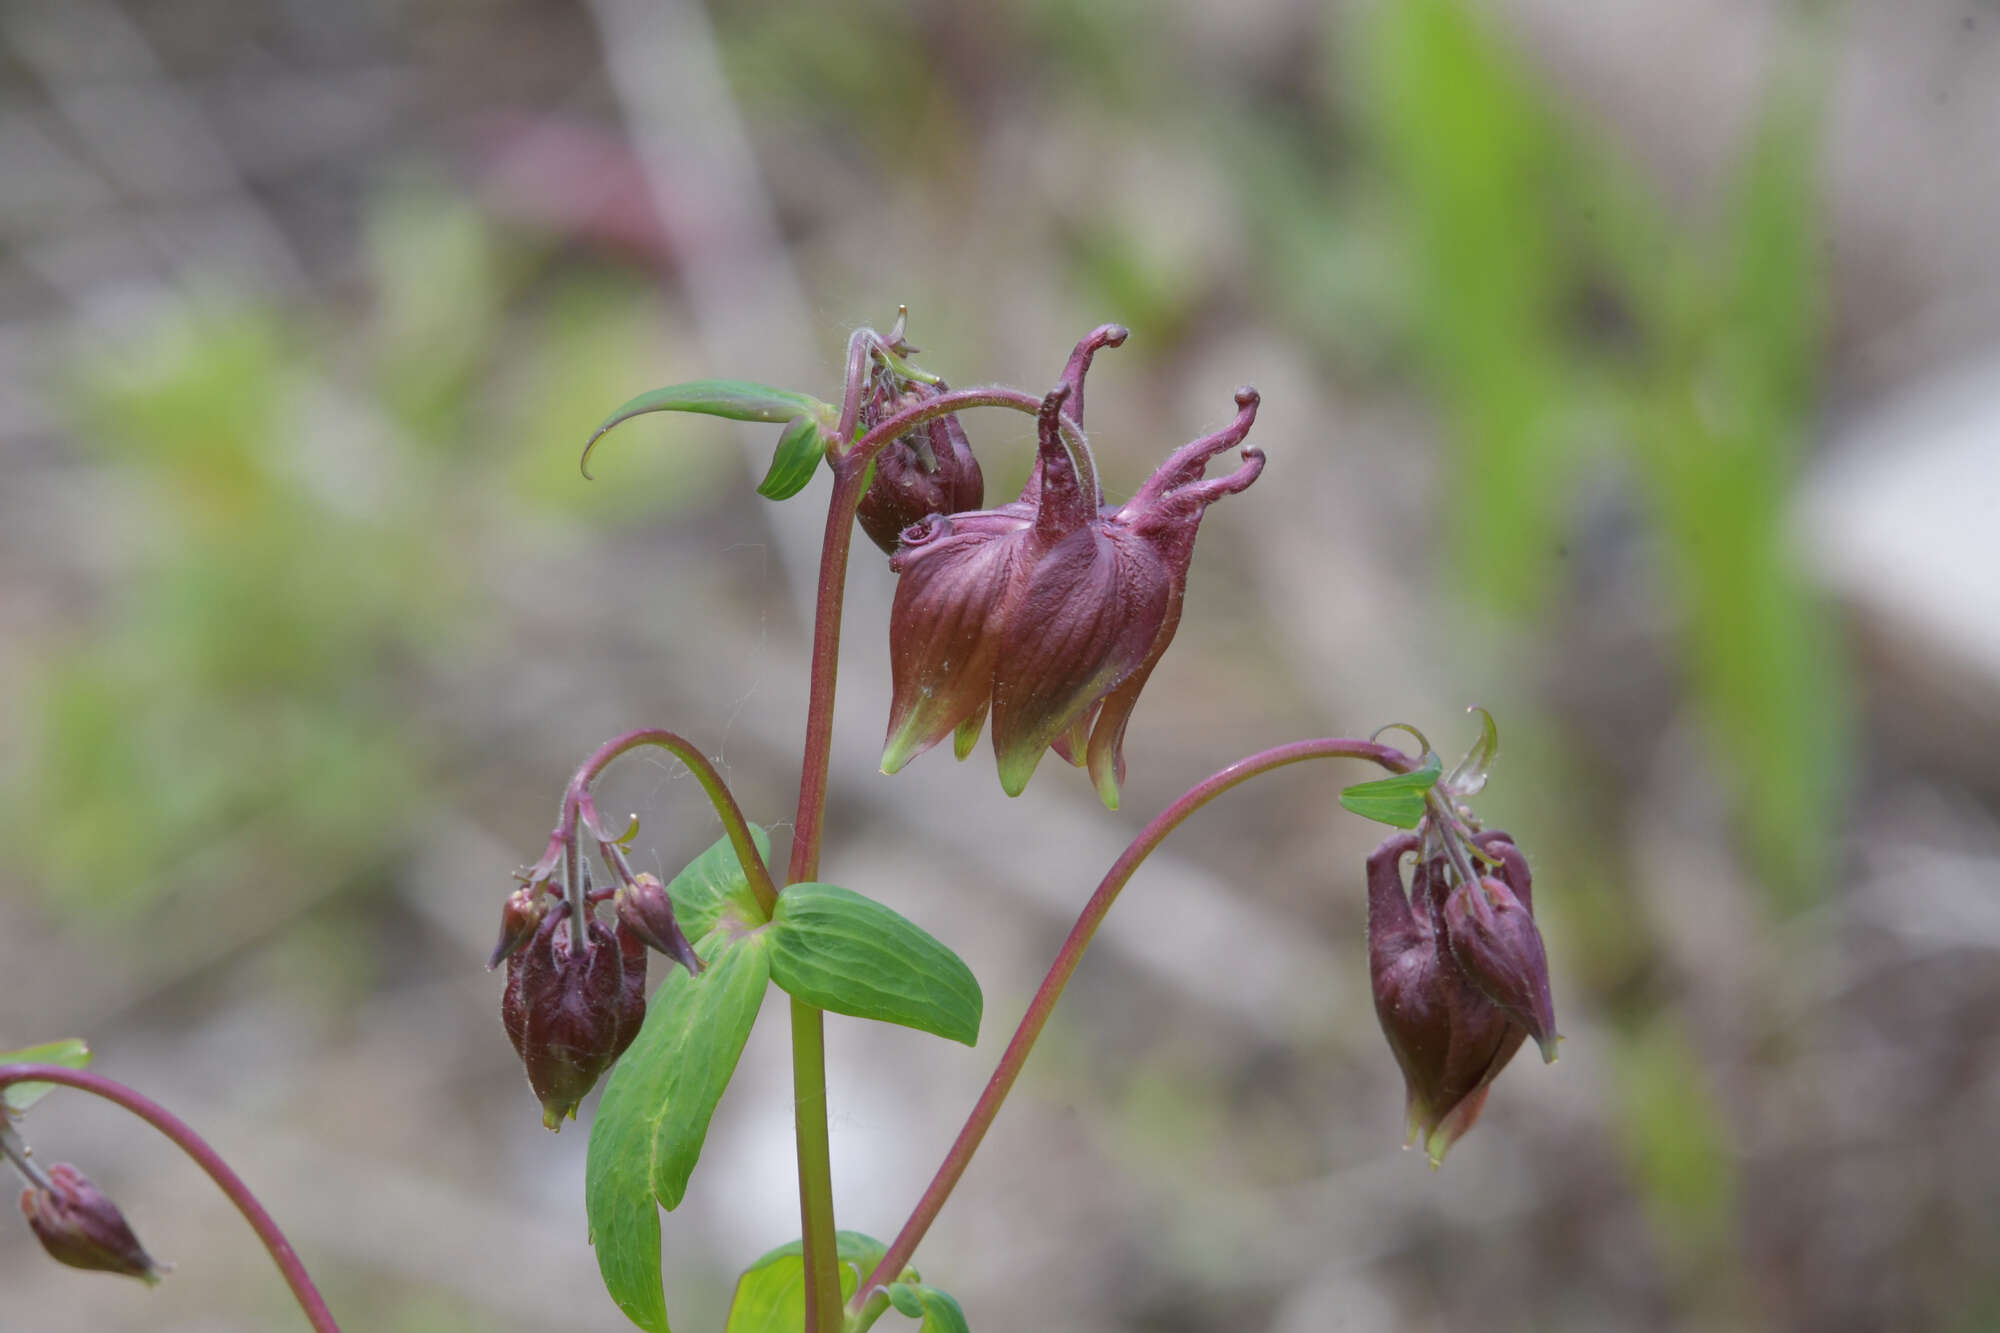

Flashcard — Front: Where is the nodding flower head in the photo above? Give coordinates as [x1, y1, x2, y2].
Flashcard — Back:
[1365, 825, 1554, 1165]
[880, 324, 1264, 809]
[19, 1163, 166, 1285]
[501, 903, 648, 1130]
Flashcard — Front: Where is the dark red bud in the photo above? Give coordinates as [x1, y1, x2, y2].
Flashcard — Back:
[615, 873, 702, 975]
[1441, 872, 1559, 1063]
[501, 907, 646, 1130]
[488, 886, 546, 970]
[19, 1163, 166, 1284]
[1365, 835, 1527, 1165]
[857, 385, 985, 554]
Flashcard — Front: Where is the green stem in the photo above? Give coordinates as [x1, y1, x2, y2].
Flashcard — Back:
[790, 998, 841, 1331]
[850, 737, 1415, 1308]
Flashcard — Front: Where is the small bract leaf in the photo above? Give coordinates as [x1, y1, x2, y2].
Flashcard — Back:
[765, 884, 982, 1046]
[756, 414, 828, 500]
[1, 1039, 92, 1115]
[886, 1281, 971, 1333]
[665, 826, 774, 936]
[586, 930, 771, 1332]
[1443, 705, 1500, 797]
[581, 380, 832, 478]
[726, 1231, 887, 1333]
[1338, 753, 1444, 829]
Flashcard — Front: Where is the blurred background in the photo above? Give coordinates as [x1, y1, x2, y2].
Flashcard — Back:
[2, 0, 1997, 1329]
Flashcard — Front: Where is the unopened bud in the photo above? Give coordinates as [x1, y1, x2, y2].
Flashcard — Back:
[488, 886, 546, 970]
[1441, 872, 1559, 1063]
[19, 1163, 166, 1284]
[857, 384, 985, 555]
[615, 873, 702, 975]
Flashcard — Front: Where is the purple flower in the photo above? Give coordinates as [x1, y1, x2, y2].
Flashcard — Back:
[501, 904, 648, 1130]
[1365, 830, 1553, 1164]
[19, 1162, 165, 1284]
[880, 326, 1264, 809]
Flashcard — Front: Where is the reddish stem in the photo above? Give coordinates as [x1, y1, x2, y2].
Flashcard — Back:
[786, 380, 1059, 1331]
[538, 727, 778, 916]
[0, 1065, 339, 1332]
[786, 461, 870, 889]
[851, 737, 1415, 1307]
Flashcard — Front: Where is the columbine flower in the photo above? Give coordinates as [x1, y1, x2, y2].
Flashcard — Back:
[19, 1162, 166, 1284]
[501, 905, 648, 1130]
[1366, 827, 1554, 1164]
[880, 325, 1264, 809]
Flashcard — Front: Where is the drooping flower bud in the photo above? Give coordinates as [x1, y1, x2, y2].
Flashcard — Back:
[487, 885, 546, 970]
[19, 1162, 166, 1284]
[1439, 840, 1558, 1063]
[856, 380, 985, 555]
[1365, 834, 1527, 1165]
[615, 872, 702, 975]
[501, 906, 647, 1130]
[881, 325, 1264, 809]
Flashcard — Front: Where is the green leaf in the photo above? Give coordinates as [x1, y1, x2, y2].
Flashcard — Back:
[0, 1039, 91, 1114]
[582, 380, 832, 478]
[756, 414, 829, 500]
[765, 884, 982, 1046]
[1338, 753, 1444, 828]
[887, 1282, 971, 1333]
[586, 931, 771, 1332]
[726, 1231, 887, 1333]
[665, 826, 774, 937]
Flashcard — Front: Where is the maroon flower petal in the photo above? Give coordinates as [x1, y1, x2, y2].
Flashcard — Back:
[1082, 592, 1180, 810]
[881, 510, 1037, 773]
[990, 524, 1172, 796]
[1443, 873, 1559, 1063]
[1018, 325, 1127, 510]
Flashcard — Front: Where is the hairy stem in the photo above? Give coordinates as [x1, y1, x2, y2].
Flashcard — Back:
[0, 1065, 339, 1332]
[852, 737, 1415, 1306]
